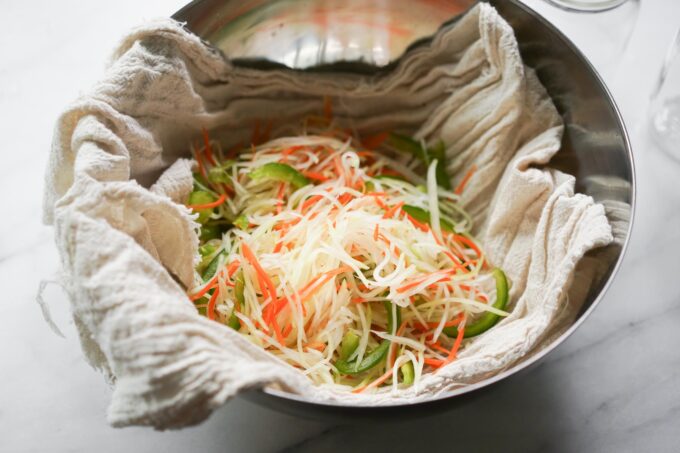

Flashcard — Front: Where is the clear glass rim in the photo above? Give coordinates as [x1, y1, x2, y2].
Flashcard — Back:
[651, 28, 680, 101]
[542, 0, 631, 13]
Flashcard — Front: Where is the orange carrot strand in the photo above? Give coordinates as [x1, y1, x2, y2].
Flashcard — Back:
[446, 318, 466, 362]
[193, 141, 208, 179]
[190, 281, 218, 301]
[187, 193, 227, 210]
[405, 213, 430, 232]
[302, 171, 329, 182]
[201, 127, 217, 166]
[282, 322, 293, 339]
[207, 287, 220, 320]
[361, 132, 389, 149]
[424, 358, 445, 368]
[452, 234, 483, 258]
[271, 317, 285, 344]
[241, 243, 277, 303]
[305, 341, 326, 352]
[383, 201, 405, 219]
[427, 341, 451, 355]
[301, 194, 324, 213]
[276, 182, 286, 214]
[454, 164, 477, 195]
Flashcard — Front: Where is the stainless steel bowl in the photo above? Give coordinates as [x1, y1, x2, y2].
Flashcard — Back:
[173, 0, 635, 421]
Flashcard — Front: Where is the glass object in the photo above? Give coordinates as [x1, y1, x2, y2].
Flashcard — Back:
[529, 0, 640, 81]
[650, 28, 680, 161]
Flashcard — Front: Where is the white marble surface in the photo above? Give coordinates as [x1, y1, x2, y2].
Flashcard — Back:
[1, 1, 679, 452]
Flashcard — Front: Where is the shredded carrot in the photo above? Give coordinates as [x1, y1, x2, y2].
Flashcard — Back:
[413, 313, 465, 332]
[277, 294, 308, 319]
[282, 322, 293, 339]
[373, 223, 380, 241]
[305, 341, 326, 352]
[376, 233, 401, 257]
[352, 368, 393, 394]
[190, 281, 218, 301]
[459, 284, 489, 302]
[405, 213, 430, 232]
[253, 273, 270, 307]
[446, 319, 466, 362]
[271, 317, 285, 344]
[338, 193, 353, 205]
[362, 132, 389, 149]
[273, 218, 300, 231]
[454, 164, 478, 195]
[356, 150, 377, 159]
[426, 341, 449, 355]
[378, 168, 404, 178]
[302, 171, 329, 182]
[193, 141, 208, 179]
[424, 358, 445, 368]
[301, 194, 324, 213]
[281, 145, 305, 157]
[268, 265, 351, 321]
[372, 196, 388, 210]
[396, 270, 453, 294]
[207, 287, 220, 320]
[254, 320, 270, 335]
[241, 243, 277, 303]
[266, 297, 288, 322]
[452, 234, 483, 258]
[226, 260, 241, 277]
[440, 251, 468, 273]
[201, 127, 217, 166]
[300, 266, 351, 303]
[276, 182, 286, 214]
[383, 201, 405, 219]
[187, 193, 227, 210]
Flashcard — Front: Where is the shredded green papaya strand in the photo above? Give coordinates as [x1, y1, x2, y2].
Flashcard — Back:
[183, 114, 509, 394]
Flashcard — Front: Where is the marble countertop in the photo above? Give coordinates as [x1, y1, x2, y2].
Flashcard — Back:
[2, 1, 679, 451]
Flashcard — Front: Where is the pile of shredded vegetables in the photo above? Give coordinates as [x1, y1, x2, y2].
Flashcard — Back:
[185, 112, 509, 394]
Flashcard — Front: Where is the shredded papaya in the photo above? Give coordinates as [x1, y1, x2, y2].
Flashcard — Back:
[185, 126, 510, 392]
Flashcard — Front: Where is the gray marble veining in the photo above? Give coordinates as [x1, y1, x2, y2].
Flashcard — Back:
[1, 0, 679, 452]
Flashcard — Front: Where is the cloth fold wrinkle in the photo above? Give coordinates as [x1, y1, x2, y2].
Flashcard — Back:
[43, 4, 614, 429]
